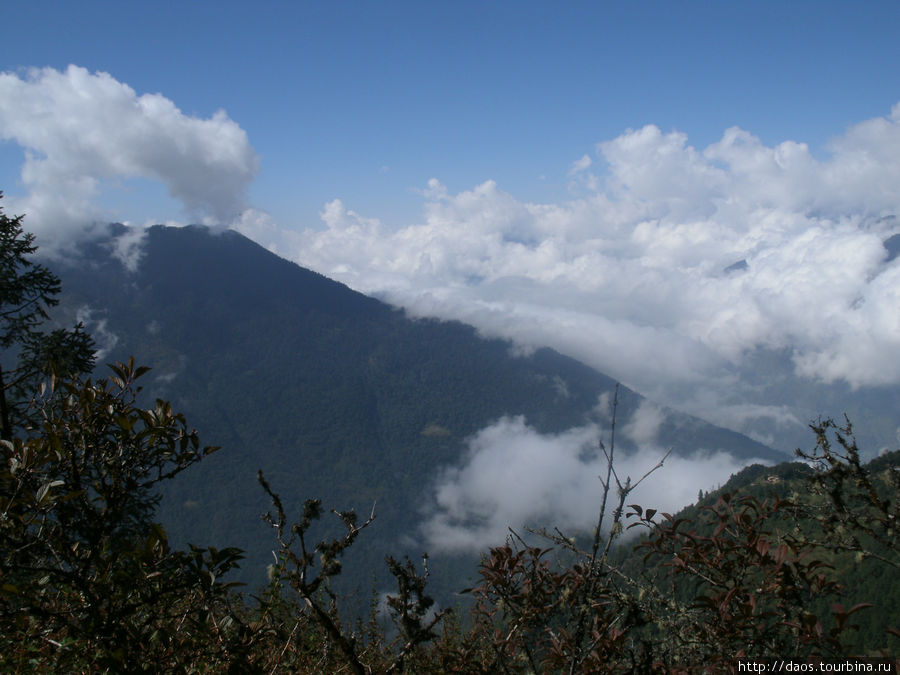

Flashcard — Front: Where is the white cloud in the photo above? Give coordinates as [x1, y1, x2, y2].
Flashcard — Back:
[599, 125, 726, 220]
[420, 416, 767, 553]
[0, 65, 257, 252]
[109, 226, 149, 273]
[622, 400, 666, 447]
[75, 307, 119, 361]
[2, 64, 894, 449]
[568, 153, 592, 176]
[239, 102, 900, 447]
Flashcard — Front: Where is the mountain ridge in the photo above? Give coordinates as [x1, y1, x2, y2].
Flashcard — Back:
[50, 223, 786, 590]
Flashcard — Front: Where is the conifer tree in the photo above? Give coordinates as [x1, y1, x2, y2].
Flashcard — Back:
[0, 193, 95, 440]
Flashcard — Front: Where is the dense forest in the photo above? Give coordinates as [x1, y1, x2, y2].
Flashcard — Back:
[48, 220, 783, 600]
[2, 201, 898, 671]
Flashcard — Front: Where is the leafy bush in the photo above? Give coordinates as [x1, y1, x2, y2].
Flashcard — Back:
[0, 361, 250, 670]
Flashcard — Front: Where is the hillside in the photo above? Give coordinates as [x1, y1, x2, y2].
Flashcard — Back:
[51, 223, 785, 592]
[611, 449, 900, 655]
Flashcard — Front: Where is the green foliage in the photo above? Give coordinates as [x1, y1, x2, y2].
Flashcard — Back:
[2, 357, 896, 670]
[0, 193, 95, 440]
[0, 360, 249, 671]
[797, 417, 899, 569]
[632, 494, 850, 667]
[257, 472, 450, 673]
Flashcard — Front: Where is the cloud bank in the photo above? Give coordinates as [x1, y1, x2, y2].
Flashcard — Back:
[1, 65, 895, 448]
[0, 65, 257, 250]
[236, 104, 900, 444]
[420, 413, 765, 553]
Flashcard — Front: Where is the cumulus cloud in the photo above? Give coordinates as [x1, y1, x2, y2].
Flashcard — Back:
[568, 153, 592, 176]
[420, 415, 766, 553]
[0, 65, 257, 251]
[236, 103, 900, 448]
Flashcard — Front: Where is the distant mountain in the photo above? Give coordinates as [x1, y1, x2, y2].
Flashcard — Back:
[50, 224, 785, 594]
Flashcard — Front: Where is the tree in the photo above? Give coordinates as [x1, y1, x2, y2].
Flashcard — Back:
[0, 193, 95, 440]
[0, 360, 249, 670]
[257, 473, 449, 673]
[795, 417, 899, 570]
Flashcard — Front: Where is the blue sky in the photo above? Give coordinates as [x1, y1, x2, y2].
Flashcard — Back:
[3, 1, 899, 228]
[2, 1, 899, 460]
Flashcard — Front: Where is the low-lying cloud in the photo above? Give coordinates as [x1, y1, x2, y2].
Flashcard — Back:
[0, 65, 257, 252]
[235, 103, 900, 447]
[420, 414, 766, 553]
[75, 306, 119, 361]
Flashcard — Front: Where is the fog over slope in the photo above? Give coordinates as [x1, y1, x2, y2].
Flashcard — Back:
[421, 412, 769, 553]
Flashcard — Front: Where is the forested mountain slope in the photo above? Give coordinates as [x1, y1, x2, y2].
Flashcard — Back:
[51, 224, 784, 590]
[611, 449, 900, 655]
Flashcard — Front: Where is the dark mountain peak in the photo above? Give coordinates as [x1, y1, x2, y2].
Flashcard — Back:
[100, 223, 391, 321]
[51, 219, 784, 590]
